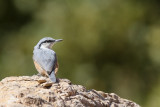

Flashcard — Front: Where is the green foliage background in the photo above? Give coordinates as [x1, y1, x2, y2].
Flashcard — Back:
[0, 0, 160, 106]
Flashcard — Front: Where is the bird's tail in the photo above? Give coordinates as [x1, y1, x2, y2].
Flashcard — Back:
[49, 71, 56, 83]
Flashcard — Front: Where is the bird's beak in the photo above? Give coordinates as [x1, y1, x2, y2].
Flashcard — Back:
[55, 39, 63, 42]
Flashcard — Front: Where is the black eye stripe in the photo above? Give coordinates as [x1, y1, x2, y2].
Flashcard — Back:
[39, 40, 55, 48]
[47, 40, 55, 42]
[43, 40, 54, 43]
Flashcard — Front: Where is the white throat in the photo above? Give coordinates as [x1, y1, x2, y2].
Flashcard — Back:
[40, 45, 49, 49]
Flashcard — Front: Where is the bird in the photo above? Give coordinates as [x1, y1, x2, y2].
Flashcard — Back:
[33, 37, 63, 83]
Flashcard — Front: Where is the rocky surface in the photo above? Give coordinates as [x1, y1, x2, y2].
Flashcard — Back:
[0, 75, 140, 107]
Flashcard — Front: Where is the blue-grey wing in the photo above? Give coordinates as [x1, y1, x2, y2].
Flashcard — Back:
[33, 49, 57, 73]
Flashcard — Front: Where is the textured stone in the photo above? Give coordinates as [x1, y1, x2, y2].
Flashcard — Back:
[0, 75, 140, 107]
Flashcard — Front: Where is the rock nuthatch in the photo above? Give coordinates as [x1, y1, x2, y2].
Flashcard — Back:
[33, 37, 63, 82]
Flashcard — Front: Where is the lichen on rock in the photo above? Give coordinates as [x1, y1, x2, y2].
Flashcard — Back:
[0, 75, 140, 107]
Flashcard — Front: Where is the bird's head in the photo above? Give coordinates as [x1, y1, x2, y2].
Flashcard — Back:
[36, 37, 63, 49]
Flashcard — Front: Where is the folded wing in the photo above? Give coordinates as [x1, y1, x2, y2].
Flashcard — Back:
[33, 49, 57, 82]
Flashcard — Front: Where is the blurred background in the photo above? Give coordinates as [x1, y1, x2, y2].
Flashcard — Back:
[0, 0, 160, 106]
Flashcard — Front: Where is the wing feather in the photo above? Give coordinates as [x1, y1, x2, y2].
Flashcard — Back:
[33, 49, 57, 73]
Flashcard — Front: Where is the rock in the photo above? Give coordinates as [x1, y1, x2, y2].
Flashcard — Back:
[0, 75, 140, 107]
